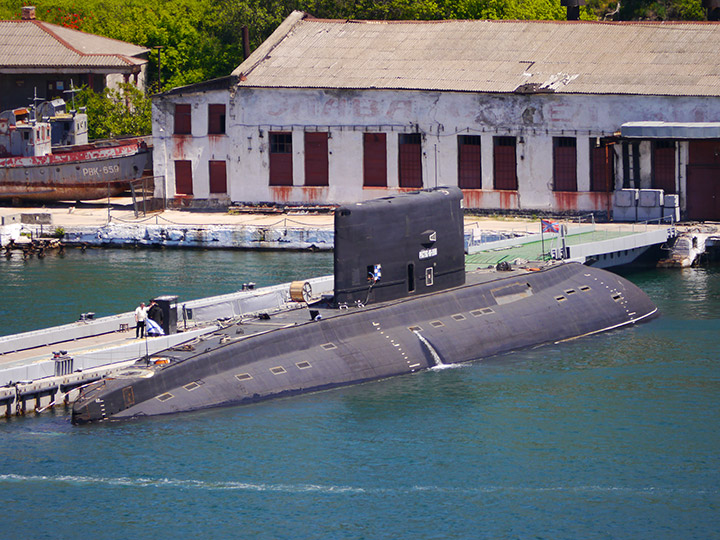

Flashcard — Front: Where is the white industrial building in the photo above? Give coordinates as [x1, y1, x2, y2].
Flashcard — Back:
[151, 12, 720, 221]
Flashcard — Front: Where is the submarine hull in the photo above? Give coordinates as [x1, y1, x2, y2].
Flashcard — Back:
[72, 262, 657, 424]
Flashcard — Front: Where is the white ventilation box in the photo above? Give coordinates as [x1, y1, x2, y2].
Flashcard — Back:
[663, 194, 680, 223]
[613, 189, 638, 222]
[637, 189, 664, 222]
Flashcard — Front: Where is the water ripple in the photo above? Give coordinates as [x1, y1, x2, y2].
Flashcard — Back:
[1, 474, 715, 497]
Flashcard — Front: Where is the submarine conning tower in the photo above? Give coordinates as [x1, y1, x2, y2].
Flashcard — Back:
[333, 187, 465, 307]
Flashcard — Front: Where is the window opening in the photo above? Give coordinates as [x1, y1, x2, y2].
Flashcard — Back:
[208, 104, 226, 135]
[553, 137, 577, 191]
[174, 104, 191, 135]
[363, 133, 387, 187]
[269, 132, 293, 186]
[458, 135, 482, 189]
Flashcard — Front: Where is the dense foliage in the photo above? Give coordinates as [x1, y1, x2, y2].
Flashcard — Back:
[75, 83, 151, 139]
[0, 0, 708, 135]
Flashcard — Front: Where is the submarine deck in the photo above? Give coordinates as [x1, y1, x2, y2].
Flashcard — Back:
[0, 266, 542, 370]
[137, 266, 543, 367]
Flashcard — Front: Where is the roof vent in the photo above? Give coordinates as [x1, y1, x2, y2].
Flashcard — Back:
[21, 6, 36, 20]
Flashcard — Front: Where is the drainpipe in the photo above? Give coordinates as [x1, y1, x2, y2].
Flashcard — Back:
[242, 27, 251, 60]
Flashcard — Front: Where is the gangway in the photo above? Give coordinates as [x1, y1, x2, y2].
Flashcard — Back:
[466, 220, 676, 270]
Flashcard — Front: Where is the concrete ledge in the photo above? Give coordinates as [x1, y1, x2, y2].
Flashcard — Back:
[61, 223, 335, 250]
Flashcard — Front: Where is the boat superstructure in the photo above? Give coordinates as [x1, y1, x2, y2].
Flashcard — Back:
[0, 99, 150, 202]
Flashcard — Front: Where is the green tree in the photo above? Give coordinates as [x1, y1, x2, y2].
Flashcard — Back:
[75, 83, 151, 139]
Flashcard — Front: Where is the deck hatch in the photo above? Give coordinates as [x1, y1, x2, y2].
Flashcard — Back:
[235, 373, 253, 381]
[430, 320, 445, 328]
[183, 381, 202, 391]
[612, 293, 624, 302]
[270, 366, 287, 374]
[555, 295, 567, 302]
[452, 314, 466, 321]
[156, 392, 174, 402]
[321, 342, 337, 351]
[565, 289, 577, 295]
[408, 325, 423, 332]
[296, 361, 312, 369]
[580, 285, 591, 291]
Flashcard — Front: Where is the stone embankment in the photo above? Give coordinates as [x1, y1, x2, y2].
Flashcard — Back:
[0, 198, 531, 250]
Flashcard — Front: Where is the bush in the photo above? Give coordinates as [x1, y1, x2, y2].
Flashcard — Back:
[75, 83, 151, 140]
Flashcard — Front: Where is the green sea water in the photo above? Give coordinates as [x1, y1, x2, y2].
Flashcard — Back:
[1, 251, 718, 539]
[0, 247, 334, 337]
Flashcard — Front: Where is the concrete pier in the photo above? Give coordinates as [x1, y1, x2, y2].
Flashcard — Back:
[0, 275, 334, 418]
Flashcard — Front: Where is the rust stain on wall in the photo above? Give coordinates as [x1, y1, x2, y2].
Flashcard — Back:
[498, 190, 518, 209]
[588, 191, 612, 214]
[173, 136, 188, 160]
[553, 191, 579, 212]
[300, 186, 328, 204]
[461, 189, 484, 209]
[271, 186, 292, 203]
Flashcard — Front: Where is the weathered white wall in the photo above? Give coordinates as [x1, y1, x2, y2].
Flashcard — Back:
[153, 85, 719, 213]
[153, 88, 232, 202]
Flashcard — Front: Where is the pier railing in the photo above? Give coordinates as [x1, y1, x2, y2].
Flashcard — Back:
[466, 214, 676, 264]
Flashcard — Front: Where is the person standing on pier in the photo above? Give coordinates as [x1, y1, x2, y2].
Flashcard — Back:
[134, 302, 147, 339]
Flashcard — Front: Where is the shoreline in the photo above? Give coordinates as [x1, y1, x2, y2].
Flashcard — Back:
[0, 197, 534, 250]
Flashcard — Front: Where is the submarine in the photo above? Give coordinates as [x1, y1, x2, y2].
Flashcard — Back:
[72, 187, 658, 424]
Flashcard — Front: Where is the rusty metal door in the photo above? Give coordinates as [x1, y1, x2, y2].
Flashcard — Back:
[174, 104, 192, 135]
[553, 137, 577, 191]
[652, 141, 676, 194]
[269, 132, 293, 186]
[174, 160, 193, 195]
[590, 143, 614, 192]
[209, 160, 227, 194]
[304, 132, 329, 186]
[686, 140, 720, 221]
[493, 137, 517, 190]
[458, 135, 482, 189]
[363, 133, 387, 187]
[399, 133, 422, 188]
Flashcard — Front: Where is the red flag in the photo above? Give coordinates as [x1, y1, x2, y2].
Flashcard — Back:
[541, 219, 559, 233]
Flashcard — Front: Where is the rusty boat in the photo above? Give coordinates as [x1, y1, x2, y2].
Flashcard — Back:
[0, 99, 151, 202]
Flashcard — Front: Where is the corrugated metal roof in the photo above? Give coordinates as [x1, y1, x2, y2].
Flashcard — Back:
[233, 13, 720, 97]
[0, 20, 148, 70]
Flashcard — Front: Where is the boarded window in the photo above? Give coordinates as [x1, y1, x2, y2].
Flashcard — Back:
[458, 135, 482, 189]
[590, 140, 615, 192]
[175, 160, 193, 195]
[493, 136, 517, 190]
[209, 160, 227, 194]
[653, 140, 676, 194]
[304, 132, 329, 186]
[364, 133, 387, 187]
[208, 104, 226, 135]
[269, 132, 293, 186]
[174, 104, 191, 135]
[553, 137, 577, 191]
[399, 133, 422, 188]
